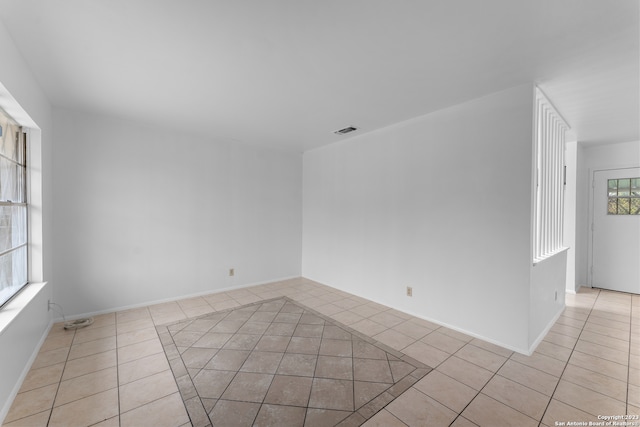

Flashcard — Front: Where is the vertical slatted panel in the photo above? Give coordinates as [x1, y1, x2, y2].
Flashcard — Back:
[533, 88, 568, 263]
[534, 98, 542, 259]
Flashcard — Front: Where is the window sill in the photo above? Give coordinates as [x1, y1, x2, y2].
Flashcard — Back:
[0, 282, 48, 337]
[533, 247, 570, 266]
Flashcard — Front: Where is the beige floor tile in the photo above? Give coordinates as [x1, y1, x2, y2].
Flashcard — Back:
[49, 388, 119, 427]
[568, 350, 629, 382]
[407, 317, 441, 330]
[92, 415, 120, 427]
[543, 330, 579, 348]
[372, 329, 415, 351]
[117, 326, 159, 347]
[118, 351, 171, 385]
[583, 321, 630, 341]
[563, 307, 590, 321]
[361, 409, 408, 426]
[54, 366, 117, 407]
[116, 307, 151, 324]
[481, 375, 550, 420]
[4, 384, 57, 424]
[437, 328, 473, 343]
[590, 309, 631, 324]
[19, 362, 65, 392]
[119, 370, 179, 412]
[449, 416, 478, 427]
[462, 393, 538, 427]
[72, 324, 116, 345]
[308, 378, 354, 411]
[369, 311, 406, 328]
[90, 312, 116, 327]
[553, 379, 626, 417]
[510, 350, 566, 377]
[391, 320, 434, 340]
[541, 398, 599, 426]
[212, 299, 241, 311]
[468, 338, 513, 358]
[561, 363, 628, 402]
[117, 337, 163, 364]
[331, 310, 366, 326]
[350, 304, 384, 318]
[574, 340, 629, 365]
[61, 349, 117, 381]
[413, 370, 477, 413]
[350, 319, 388, 336]
[2, 409, 51, 427]
[455, 343, 507, 372]
[202, 292, 233, 304]
[497, 360, 559, 396]
[587, 315, 631, 331]
[628, 384, 640, 408]
[580, 330, 630, 351]
[151, 311, 187, 325]
[149, 301, 182, 314]
[436, 356, 493, 391]
[403, 340, 450, 367]
[549, 323, 582, 339]
[315, 303, 344, 316]
[386, 387, 457, 427]
[631, 352, 640, 370]
[630, 367, 640, 387]
[7, 284, 638, 427]
[422, 331, 467, 355]
[116, 317, 155, 334]
[555, 315, 586, 329]
[120, 392, 189, 427]
[39, 333, 74, 353]
[68, 336, 116, 361]
[31, 347, 70, 370]
[182, 304, 215, 318]
[535, 341, 573, 362]
[176, 296, 208, 310]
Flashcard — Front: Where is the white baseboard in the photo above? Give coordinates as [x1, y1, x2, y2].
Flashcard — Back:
[0, 319, 53, 424]
[51, 275, 301, 323]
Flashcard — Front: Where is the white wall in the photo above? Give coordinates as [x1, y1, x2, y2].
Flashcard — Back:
[303, 85, 535, 352]
[564, 141, 578, 292]
[576, 140, 640, 287]
[52, 109, 302, 316]
[0, 18, 54, 423]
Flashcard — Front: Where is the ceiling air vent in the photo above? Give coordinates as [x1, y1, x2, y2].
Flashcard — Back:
[333, 126, 358, 135]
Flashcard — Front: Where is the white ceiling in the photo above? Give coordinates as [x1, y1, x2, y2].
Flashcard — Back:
[0, 0, 638, 152]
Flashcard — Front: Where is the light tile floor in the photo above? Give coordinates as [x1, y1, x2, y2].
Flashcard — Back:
[3, 278, 639, 426]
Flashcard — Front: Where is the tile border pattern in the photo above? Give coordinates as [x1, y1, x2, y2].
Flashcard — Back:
[156, 297, 432, 427]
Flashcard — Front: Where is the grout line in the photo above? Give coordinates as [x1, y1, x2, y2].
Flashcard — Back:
[536, 290, 598, 426]
[115, 321, 121, 427]
[44, 327, 76, 427]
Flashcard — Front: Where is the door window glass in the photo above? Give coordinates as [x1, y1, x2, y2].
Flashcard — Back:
[608, 178, 640, 215]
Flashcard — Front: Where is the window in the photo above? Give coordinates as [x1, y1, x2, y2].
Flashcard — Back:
[533, 88, 569, 263]
[0, 108, 27, 307]
[608, 178, 640, 215]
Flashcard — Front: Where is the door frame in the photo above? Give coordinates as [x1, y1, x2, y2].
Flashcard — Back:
[588, 165, 640, 288]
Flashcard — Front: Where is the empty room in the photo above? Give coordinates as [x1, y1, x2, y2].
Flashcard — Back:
[0, 1, 638, 426]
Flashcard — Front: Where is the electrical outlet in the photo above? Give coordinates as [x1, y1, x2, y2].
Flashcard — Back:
[229, 268, 234, 277]
[406, 286, 413, 297]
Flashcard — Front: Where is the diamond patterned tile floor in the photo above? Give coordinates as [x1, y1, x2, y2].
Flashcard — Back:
[3, 278, 639, 426]
[156, 298, 431, 427]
